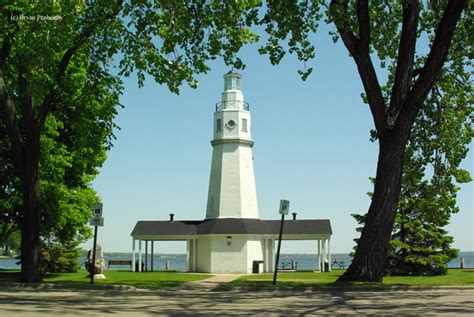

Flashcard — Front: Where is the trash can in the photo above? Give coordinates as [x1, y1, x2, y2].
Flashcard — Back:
[252, 260, 264, 273]
[135, 260, 144, 272]
[324, 262, 329, 272]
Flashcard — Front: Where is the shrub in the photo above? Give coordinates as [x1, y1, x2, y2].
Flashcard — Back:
[40, 241, 81, 273]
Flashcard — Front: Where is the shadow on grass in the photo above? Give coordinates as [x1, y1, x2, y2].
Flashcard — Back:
[0, 269, 208, 289]
[225, 281, 455, 292]
[0, 269, 21, 283]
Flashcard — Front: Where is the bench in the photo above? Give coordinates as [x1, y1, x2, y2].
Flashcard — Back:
[108, 259, 133, 269]
[332, 260, 345, 269]
[280, 261, 298, 270]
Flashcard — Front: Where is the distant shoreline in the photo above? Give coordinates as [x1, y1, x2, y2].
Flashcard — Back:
[91, 251, 474, 255]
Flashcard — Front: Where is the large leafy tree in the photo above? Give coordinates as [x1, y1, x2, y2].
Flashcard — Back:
[0, 57, 109, 252]
[384, 71, 472, 275]
[351, 39, 472, 276]
[256, 0, 470, 281]
[0, 1, 259, 282]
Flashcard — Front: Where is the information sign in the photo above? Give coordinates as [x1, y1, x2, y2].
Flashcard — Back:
[89, 216, 104, 227]
[279, 199, 290, 215]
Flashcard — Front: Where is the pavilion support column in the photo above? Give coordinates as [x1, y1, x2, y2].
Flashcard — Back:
[267, 239, 273, 272]
[145, 241, 148, 272]
[328, 237, 332, 272]
[151, 241, 154, 272]
[322, 239, 326, 272]
[138, 240, 142, 272]
[186, 239, 191, 272]
[193, 239, 197, 272]
[262, 239, 267, 273]
[317, 239, 321, 272]
[132, 239, 136, 272]
[263, 239, 267, 273]
[262, 239, 266, 272]
[270, 239, 275, 273]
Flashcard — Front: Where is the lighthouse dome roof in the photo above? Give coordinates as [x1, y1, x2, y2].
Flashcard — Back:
[225, 69, 241, 76]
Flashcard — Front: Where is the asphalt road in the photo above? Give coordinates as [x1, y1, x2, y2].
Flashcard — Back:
[0, 285, 473, 316]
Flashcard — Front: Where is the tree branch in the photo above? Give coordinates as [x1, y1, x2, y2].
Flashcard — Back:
[330, 0, 388, 135]
[412, 68, 422, 77]
[388, 1, 419, 119]
[0, 10, 17, 67]
[0, 41, 11, 67]
[357, 0, 370, 51]
[37, 1, 124, 131]
[18, 62, 35, 139]
[36, 23, 96, 131]
[397, 0, 467, 134]
[330, 0, 358, 55]
[0, 69, 25, 169]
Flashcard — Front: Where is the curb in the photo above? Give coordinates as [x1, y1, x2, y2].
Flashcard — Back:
[225, 284, 474, 292]
[0, 282, 137, 291]
[2, 282, 473, 292]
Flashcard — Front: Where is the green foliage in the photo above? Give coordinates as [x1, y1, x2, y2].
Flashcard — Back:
[258, 0, 322, 80]
[378, 14, 472, 275]
[0, 110, 100, 256]
[1, 230, 20, 256]
[0, 0, 263, 281]
[119, 1, 261, 91]
[382, 76, 472, 276]
[258, 1, 472, 87]
[40, 240, 81, 274]
[0, 124, 21, 254]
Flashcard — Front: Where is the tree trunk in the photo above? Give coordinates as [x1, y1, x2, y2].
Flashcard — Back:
[338, 134, 406, 282]
[19, 137, 42, 283]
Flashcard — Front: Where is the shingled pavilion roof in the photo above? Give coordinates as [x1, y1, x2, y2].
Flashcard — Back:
[131, 218, 332, 239]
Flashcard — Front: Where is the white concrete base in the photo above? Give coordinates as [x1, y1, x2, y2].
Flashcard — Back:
[196, 235, 264, 274]
[93, 274, 106, 279]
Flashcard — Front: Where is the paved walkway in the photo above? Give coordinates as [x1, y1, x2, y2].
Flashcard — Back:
[0, 283, 473, 316]
[177, 273, 242, 290]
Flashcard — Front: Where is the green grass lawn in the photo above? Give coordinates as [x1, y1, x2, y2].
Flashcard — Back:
[229, 269, 474, 288]
[2, 269, 472, 289]
[0, 269, 211, 289]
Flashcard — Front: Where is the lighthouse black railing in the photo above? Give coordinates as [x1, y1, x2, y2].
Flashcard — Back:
[215, 101, 250, 111]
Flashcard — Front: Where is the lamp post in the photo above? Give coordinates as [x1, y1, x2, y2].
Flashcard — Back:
[273, 199, 290, 287]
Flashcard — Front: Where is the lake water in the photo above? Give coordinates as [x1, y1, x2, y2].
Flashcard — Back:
[1, 251, 473, 271]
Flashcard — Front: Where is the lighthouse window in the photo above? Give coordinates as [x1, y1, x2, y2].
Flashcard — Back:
[216, 119, 222, 132]
[242, 118, 248, 132]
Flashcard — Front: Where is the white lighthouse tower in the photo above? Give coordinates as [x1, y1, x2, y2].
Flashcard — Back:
[206, 70, 259, 219]
[131, 71, 333, 274]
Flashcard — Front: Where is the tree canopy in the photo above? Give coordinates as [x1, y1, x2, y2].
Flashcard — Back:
[0, 0, 260, 282]
[1, 0, 470, 283]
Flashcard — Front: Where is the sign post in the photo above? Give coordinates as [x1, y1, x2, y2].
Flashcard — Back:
[273, 199, 290, 287]
[89, 203, 104, 285]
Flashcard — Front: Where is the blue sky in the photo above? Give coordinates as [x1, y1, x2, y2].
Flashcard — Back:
[84, 23, 473, 254]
